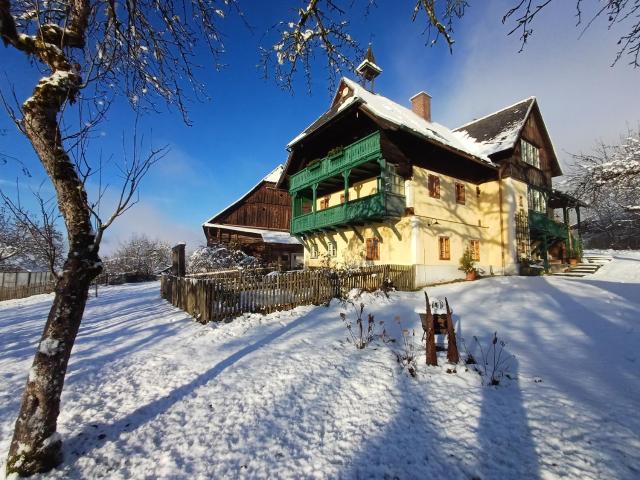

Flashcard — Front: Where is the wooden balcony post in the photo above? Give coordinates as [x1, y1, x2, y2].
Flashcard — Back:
[312, 184, 318, 213]
[342, 170, 350, 204]
[376, 157, 386, 193]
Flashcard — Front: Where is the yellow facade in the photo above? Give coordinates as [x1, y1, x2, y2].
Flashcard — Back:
[302, 166, 529, 284]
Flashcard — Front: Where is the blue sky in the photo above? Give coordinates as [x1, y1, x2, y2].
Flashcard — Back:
[1, 1, 639, 254]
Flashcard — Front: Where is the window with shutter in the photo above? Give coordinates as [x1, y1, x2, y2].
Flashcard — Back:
[469, 240, 480, 261]
[365, 238, 380, 261]
[428, 174, 440, 199]
[455, 182, 465, 204]
[438, 237, 450, 260]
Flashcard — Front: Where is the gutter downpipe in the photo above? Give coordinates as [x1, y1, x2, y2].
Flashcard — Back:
[498, 164, 507, 274]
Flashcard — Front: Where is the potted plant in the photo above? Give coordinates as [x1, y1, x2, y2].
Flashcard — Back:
[459, 250, 477, 281]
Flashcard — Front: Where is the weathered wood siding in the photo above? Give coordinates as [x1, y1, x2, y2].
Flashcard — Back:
[214, 183, 291, 231]
[508, 108, 557, 190]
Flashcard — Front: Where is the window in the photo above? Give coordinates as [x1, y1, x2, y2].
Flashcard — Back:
[301, 198, 312, 214]
[521, 139, 540, 169]
[438, 237, 450, 260]
[365, 238, 380, 261]
[309, 243, 319, 259]
[386, 164, 405, 196]
[428, 174, 440, 199]
[319, 197, 329, 210]
[455, 182, 466, 204]
[340, 193, 345, 204]
[527, 187, 547, 213]
[327, 241, 337, 257]
[469, 240, 480, 261]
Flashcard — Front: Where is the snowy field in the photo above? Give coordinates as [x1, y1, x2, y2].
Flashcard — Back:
[1, 252, 639, 479]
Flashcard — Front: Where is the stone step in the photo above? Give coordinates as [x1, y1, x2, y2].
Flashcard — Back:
[552, 272, 587, 277]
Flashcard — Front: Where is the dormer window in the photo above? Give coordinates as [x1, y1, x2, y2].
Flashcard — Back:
[521, 139, 540, 169]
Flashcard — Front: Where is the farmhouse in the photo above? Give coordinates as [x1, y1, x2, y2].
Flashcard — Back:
[202, 165, 303, 269]
[279, 49, 583, 283]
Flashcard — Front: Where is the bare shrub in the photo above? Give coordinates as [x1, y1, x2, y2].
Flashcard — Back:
[462, 333, 515, 386]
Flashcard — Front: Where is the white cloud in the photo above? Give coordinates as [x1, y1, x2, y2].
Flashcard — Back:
[99, 200, 204, 256]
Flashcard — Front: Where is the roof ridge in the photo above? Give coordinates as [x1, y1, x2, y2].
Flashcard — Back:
[454, 96, 536, 131]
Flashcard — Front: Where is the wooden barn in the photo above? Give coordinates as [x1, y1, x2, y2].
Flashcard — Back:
[202, 165, 303, 269]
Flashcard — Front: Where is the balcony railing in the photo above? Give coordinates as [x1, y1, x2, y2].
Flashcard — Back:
[289, 131, 382, 193]
[291, 192, 405, 235]
[528, 210, 568, 240]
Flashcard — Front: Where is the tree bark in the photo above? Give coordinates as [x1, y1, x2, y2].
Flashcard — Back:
[6, 65, 102, 476]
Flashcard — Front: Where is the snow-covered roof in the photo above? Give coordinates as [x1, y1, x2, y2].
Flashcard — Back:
[202, 223, 301, 245]
[453, 97, 536, 157]
[288, 77, 495, 166]
[203, 164, 284, 225]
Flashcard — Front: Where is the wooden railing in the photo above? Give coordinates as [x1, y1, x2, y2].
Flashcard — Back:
[290, 192, 405, 235]
[160, 265, 415, 323]
[289, 131, 382, 192]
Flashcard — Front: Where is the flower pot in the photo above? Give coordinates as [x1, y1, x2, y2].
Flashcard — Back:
[465, 270, 477, 281]
[569, 258, 578, 267]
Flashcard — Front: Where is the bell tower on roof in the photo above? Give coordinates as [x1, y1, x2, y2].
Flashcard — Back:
[356, 44, 382, 92]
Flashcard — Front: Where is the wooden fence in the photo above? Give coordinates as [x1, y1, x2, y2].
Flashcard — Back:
[0, 282, 56, 302]
[160, 264, 415, 323]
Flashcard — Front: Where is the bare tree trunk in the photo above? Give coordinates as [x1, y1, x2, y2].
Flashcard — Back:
[6, 66, 102, 476]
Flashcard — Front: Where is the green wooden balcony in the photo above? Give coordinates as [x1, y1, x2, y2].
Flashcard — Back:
[291, 192, 405, 235]
[289, 131, 382, 193]
[528, 210, 568, 240]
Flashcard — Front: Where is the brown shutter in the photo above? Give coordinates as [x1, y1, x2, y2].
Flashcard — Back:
[428, 174, 441, 199]
[439, 237, 450, 260]
[365, 238, 380, 261]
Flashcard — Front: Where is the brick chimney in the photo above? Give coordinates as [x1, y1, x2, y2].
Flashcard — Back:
[410, 91, 432, 122]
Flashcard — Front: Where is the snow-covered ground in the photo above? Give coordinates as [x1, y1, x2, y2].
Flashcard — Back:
[1, 252, 639, 479]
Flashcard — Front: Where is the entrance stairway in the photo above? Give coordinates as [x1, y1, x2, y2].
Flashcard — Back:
[551, 254, 613, 278]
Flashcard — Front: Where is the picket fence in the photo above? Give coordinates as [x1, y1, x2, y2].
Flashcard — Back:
[161, 265, 415, 323]
[0, 282, 56, 301]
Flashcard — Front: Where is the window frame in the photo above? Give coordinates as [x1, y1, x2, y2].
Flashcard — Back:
[438, 236, 451, 261]
[527, 187, 548, 214]
[520, 139, 541, 169]
[327, 240, 337, 257]
[309, 243, 319, 259]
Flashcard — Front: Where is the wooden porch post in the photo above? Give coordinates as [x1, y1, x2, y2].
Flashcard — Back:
[563, 206, 572, 260]
[542, 234, 549, 273]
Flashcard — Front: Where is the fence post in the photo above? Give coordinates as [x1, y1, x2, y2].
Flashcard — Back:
[171, 243, 186, 277]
